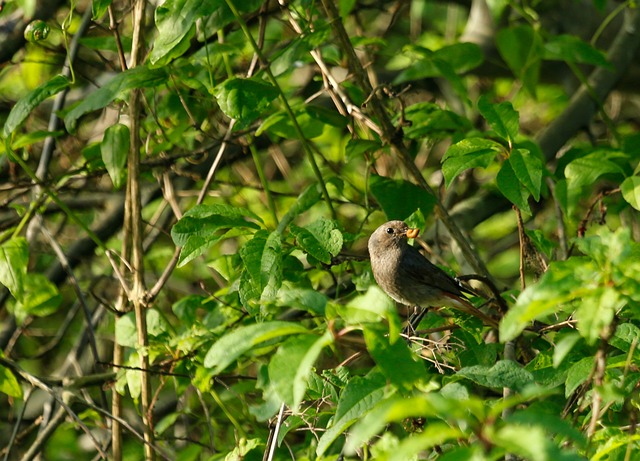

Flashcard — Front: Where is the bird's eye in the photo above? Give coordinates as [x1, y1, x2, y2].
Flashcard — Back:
[385, 227, 394, 234]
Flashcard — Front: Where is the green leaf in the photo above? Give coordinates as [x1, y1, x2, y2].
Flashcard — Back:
[213, 77, 279, 128]
[276, 184, 322, 234]
[553, 332, 582, 368]
[388, 423, 464, 461]
[564, 150, 625, 190]
[544, 34, 612, 68]
[395, 43, 483, 84]
[258, 105, 347, 139]
[492, 423, 583, 461]
[115, 312, 137, 348]
[0, 237, 28, 300]
[316, 371, 389, 456]
[11, 130, 64, 149]
[151, 0, 261, 65]
[477, 95, 520, 144]
[345, 393, 475, 455]
[500, 258, 595, 341]
[260, 231, 283, 302]
[497, 159, 531, 213]
[172, 204, 261, 267]
[401, 102, 472, 140]
[363, 325, 425, 390]
[508, 148, 544, 201]
[621, 176, 640, 211]
[64, 67, 169, 132]
[336, 286, 396, 325]
[525, 229, 556, 258]
[369, 174, 436, 220]
[203, 321, 309, 374]
[116, 309, 170, 347]
[574, 287, 622, 344]
[276, 288, 327, 315]
[92, 0, 112, 19]
[290, 218, 343, 265]
[3, 75, 70, 137]
[565, 357, 593, 397]
[151, 0, 202, 65]
[269, 331, 333, 411]
[457, 360, 535, 391]
[0, 362, 23, 398]
[14, 274, 62, 322]
[496, 25, 542, 96]
[224, 438, 263, 461]
[442, 137, 503, 186]
[239, 230, 283, 305]
[345, 139, 384, 158]
[610, 323, 640, 356]
[101, 123, 129, 189]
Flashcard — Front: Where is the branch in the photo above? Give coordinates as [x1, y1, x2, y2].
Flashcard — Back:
[536, 6, 640, 159]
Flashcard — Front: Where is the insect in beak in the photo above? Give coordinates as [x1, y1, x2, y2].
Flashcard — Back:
[406, 228, 419, 239]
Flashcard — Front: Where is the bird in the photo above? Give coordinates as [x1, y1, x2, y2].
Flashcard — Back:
[368, 220, 498, 329]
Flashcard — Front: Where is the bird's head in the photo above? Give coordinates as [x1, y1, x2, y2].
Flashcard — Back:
[368, 220, 420, 253]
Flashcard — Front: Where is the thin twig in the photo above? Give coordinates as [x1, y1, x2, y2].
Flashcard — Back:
[264, 403, 287, 461]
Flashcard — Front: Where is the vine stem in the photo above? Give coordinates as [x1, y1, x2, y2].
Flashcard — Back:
[126, 0, 154, 459]
[223, 0, 337, 221]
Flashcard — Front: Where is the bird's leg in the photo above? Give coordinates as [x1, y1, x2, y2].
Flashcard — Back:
[404, 305, 427, 337]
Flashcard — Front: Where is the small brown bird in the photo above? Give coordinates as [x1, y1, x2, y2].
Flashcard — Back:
[368, 220, 498, 328]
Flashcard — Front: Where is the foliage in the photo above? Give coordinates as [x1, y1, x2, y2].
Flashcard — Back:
[1, 0, 640, 460]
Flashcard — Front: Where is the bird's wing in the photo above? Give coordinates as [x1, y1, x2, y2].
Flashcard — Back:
[401, 245, 466, 297]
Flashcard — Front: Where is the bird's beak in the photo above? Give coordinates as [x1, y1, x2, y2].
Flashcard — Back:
[406, 227, 420, 239]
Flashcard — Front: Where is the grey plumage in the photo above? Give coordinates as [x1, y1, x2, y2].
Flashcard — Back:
[368, 220, 497, 327]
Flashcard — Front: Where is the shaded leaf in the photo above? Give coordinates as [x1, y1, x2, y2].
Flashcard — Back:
[269, 331, 333, 411]
[316, 371, 389, 456]
[497, 159, 531, 213]
[509, 148, 544, 201]
[64, 67, 168, 132]
[496, 25, 542, 95]
[276, 184, 322, 234]
[478, 95, 519, 144]
[457, 360, 535, 391]
[544, 34, 611, 68]
[3, 75, 70, 137]
[402, 102, 472, 140]
[101, 123, 129, 189]
[369, 174, 436, 220]
[14, 274, 62, 322]
[364, 325, 425, 390]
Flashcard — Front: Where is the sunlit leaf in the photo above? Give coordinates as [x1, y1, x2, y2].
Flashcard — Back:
[0, 237, 28, 300]
[203, 321, 309, 374]
[621, 176, 640, 211]
[442, 137, 503, 186]
[213, 77, 279, 128]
